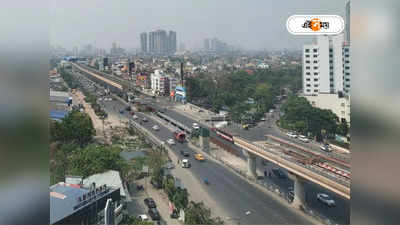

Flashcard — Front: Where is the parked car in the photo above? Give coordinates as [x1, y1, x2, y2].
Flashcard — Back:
[298, 135, 309, 143]
[148, 208, 161, 220]
[166, 138, 175, 145]
[152, 125, 160, 131]
[144, 198, 157, 208]
[317, 193, 336, 207]
[170, 209, 179, 219]
[286, 132, 297, 138]
[137, 214, 149, 221]
[194, 153, 205, 161]
[164, 162, 175, 169]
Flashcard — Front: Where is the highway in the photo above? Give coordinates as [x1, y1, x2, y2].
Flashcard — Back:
[69, 66, 351, 225]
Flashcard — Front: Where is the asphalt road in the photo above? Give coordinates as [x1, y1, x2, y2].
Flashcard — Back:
[69, 68, 350, 225]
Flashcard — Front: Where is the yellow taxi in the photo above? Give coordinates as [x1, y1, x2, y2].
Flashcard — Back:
[194, 153, 205, 161]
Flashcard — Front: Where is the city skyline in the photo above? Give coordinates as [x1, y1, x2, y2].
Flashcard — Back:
[50, 0, 346, 51]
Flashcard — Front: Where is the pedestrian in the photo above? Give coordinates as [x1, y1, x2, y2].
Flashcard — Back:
[264, 170, 267, 177]
[177, 158, 180, 164]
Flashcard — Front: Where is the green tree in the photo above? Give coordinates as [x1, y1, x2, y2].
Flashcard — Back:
[68, 145, 126, 178]
[336, 120, 349, 136]
[50, 110, 95, 147]
[185, 201, 224, 225]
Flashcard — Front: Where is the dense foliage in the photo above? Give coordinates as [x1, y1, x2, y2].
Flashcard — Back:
[185, 66, 301, 122]
[50, 110, 95, 147]
[279, 96, 349, 139]
[184, 201, 224, 225]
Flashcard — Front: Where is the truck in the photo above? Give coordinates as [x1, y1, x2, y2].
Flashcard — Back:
[173, 130, 186, 143]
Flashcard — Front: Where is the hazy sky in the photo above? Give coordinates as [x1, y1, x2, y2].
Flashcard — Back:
[50, 0, 346, 51]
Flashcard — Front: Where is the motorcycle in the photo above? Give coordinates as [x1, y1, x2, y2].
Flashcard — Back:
[136, 185, 144, 191]
[204, 178, 210, 185]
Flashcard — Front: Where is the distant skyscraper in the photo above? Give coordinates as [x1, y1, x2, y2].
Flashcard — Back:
[168, 30, 177, 54]
[140, 32, 148, 53]
[179, 42, 186, 52]
[204, 38, 210, 51]
[147, 29, 176, 54]
[345, 0, 350, 43]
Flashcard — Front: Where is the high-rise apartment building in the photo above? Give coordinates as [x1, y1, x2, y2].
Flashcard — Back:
[345, 0, 350, 43]
[303, 33, 350, 96]
[168, 31, 177, 54]
[147, 29, 177, 54]
[140, 32, 148, 53]
[204, 38, 210, 51]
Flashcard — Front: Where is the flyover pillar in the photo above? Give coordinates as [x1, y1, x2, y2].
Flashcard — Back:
[244, 151, 257, 178]
[288, 173, 306, 209]
[199, 127, 210, 153]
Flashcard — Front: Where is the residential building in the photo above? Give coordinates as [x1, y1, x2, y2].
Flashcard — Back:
[168, 30, 177, 54]
[302, 33, 350, 96]
[151, 69, 168, 95]
[140, 32, 147, 53]
[304, 93, 350, 124]
[204, 38, 210, 51]
[345, 0, 351, 43]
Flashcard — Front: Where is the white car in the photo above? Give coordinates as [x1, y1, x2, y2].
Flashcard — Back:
[152, 125, 159, 131]
[167, 139, 175, 145]
[192, 123, 200, 130]
[286, 132, 297, 138]
[320, 144, 332, 152]
[132, 115, 138, 120]
[298, 135, 309, 143]
[317, 193, 336, 207]
[137, 214, 149, 221]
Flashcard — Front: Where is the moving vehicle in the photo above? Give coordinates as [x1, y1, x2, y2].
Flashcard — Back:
[192, 123, 200, 130]
[142, 117, 148, 122]
[132, 115, 138, 120]
[166, 138, 175, 145]
[164, 162, 175, 169]
[180, 150, 190, 157]
[272, 168, 286, 179]
[181, 159, 191, 168]
[148, 208, 161, 220]
[320, 144, 332, 152]
[152, 125, 160, 131]
[317, 193, 336, 207]
[137, 214, 149, 221]
[119, 109, 124, 114]
[173, 130, 186, 143]
[125, 106, 131, 111]
[194, 153, 205, 161]
[286, 132, 297, 138]
[204, 178, 209, 185]
[298, 135, 309, 143]
[144, 198, 157, 208]
[151, 179, 162, 189]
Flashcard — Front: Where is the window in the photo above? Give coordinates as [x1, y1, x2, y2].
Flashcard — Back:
[330, 66, 333, 69]
[341, 111, 345, 115]
[330, 78, 333, 81]
[329, 54, 333, 57]
[306, 78, 310, 81]
[345, 79, 350, 82]
[314, 84, 318, 87]
[314, 89, 318, 92]
[329, 60, 333, 63]
[330, 84, 334, 87]
[346, 85, 350, 88]
[345, 72, 350, 75]
[313, 66, 318, 69]
[306, 66, 310, 69]
[306, 72, 310, 75]
[314, 78, 318, 81]
[313, 49, 318, 53]
[329, 49, 333, 52]
[306, 89, 311, 92]
[313, 60, 318, 63]
[345, 54, 349, 57]
[306, 84, 311, 87]
[305, 49, 310, 53]
[341, 103, 345, 107]
[313, 54, 318, 57]
[330, 72, 333, 75]
[344, 48, 349, 52]
[345, 66, 350, 69]
[305, 54, 310, 58]
[314, 72, 318, 75]
[306, 60, 310, 63]
[345, 60, 350, 63]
